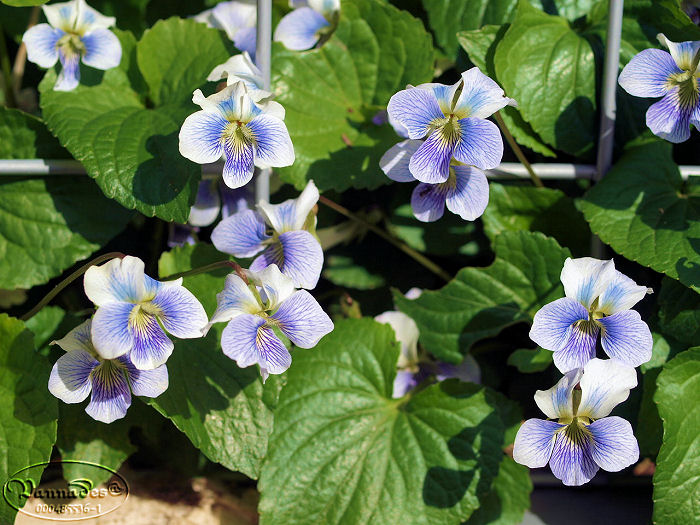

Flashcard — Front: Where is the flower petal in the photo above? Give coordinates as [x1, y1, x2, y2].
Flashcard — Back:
[248, 114, 295, 168]
[548, 428, 599, 486]
[272, 290, 334, 348]
[221, 184, 253, 218]
[251, 230, 323, 289]
[48, 349, 97, 403]
[211, 209, 270, 257]
[208, 51, 264, 90]
[513, 418, 564, 468]
[410, 183, 446, 222]
[273, 7, 329, 51]
[618, 48, 679, 98]
[151, 285, 208, 339]
[393, 369, 420, 399]
[577, 357, 637, 420]
[589, 416, 639, 472]
[445, 165, 489, 221]
[452, 67, 516, 119]
[85, 360, 131, 424]
[189, 179, 222, 227]
[387, 86, 445, 140]
[91, 302, 136, 360]
[596, 270, 649, 315]
[374, 311, 419, 368]
[122, 356, 169, 398]
[51, 319, 95, 354]
[453, 117, 503, 170]
[308, 0, 339, 16]
[22, 24, 62, 68]
[178, 109, 227, 164]
[128, 312, 174, 370]
[435, 354, 481, 384]
[646, 90, 694, 143]
[379, 140, 422, 182]
[84, 255, 149, 306]
[560, 257, 617, 310]
[81, 28, 121, 70]
[42, 1, 76, 29]
[211, 0, 257, 42]
[534, 368, 582, 420]
[529, 297, 589, 352]
[222, 132, 255, 188]
[658, 34, 700, 71]
[245, 263, 295, 311]
[257, 180, 319, 232]
[408, 129, 455, 183]
[233, 26, 257, 59]
[598, 310, 653, 368]
[552, 320, 599, 373]
[221, 313, 292, 375]
[207, 273, 261, 327]
[73, 0, 116, 31]
[55, 47, 81, 91]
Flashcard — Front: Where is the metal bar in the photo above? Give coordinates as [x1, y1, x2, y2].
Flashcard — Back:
[255, 0, 272, 204]
[1, 159, 697, 179]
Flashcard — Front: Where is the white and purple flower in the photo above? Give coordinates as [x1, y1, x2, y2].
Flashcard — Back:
[513, 358, 640, 486]
[49, 320, 168, 423]
[22, 0, 122, 91]
[380, 139, 489, 222]
[274, 0, 339, 51]
[530, 257, 653, 373]
[205, 264, 333, 381]
[619, 33, 700, 143]
[212, 180, 323, 289]
[387, 67, 515, 184]
[179, 81, 295, 189]
[194, 0, 257, 59]
[84, 256, 208, 370]
[207, 51, 268, 96]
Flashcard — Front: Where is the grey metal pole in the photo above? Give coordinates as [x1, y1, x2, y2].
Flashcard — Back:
[592, 0, 624, 257]
[255, 0, 272, 204]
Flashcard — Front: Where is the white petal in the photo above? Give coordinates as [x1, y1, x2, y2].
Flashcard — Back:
[83, 255, 149, 306]
[374, 311, 420, 368]
[379, 140, 422, 182]
[206, 273, 261, 329]
[42, 1, 77, 30]
[81, 28, 121, 70]
[245, 263, 296, 310]
[560, 257, 617, 310]
[73, 0, 116, 32]
[577, 358, 637, 420]
[258, 179, 319, 233]
[50, 319, 95, 354]
[534, 369, 582, 420]
[22, 24, 62, 68]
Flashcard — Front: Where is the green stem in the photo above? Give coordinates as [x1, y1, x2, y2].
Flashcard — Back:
[0, 20, 17, 108]
[494, 111, 544, 188]
[318, 195, 452, 283]
[20, 252, 125, 322]
[160, 260, 247, 283]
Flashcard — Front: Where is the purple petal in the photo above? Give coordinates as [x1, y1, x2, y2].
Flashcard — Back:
[222, 134, 255, 188]
[151, 285, 208, 339]
[55, 47, 81, 91]
[392, 369, 422, 398]
[122, 356, 169, 398]
[387, 87, 445, 140]
[408, 129, 455, 183]
[646, 89, 695, 143]
[81, 28, 121, 70]
[552, 320, 599, 373]
[85, 361, 132, 423]
[445, 165, 489, 221]
[178, 110, 227, 164]
[453, 117, 503, 170]
[167, 223, 198, 248]
[189, 179, 221, 227]
[598, 310, 653, 368]
[529, 297, 588, 352]
[22, 24, 62, 68]
[513, 418, 563, 468]
[549, 428, 599, 486]
[91, 302, 136, 360]
[410, 183, 446, 222]
[234, 26, 257, 59]
[212, 209, 269, 258]
[379, 140, 422, 182]
[273, 7, 329, 51]
[129, 313, 174, 370]
[436, 354, 481, 384]
[589, 416, 639, 472]
[272, 290, 334, 348]
[248, 114, 295, 168]
[221, 313, 292, 375]
[48, 349, 97, 403]
[618, 48, 679, 98]
[251, 231, 323, 289]
[221, 184, 253, 218]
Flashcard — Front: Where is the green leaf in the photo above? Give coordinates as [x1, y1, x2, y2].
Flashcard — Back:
[578, 140, 700, 293]
[482, 182, 591, 256]
[40, 22, 233, 222]
[658, 278, 700, 346]
[494, 0, 596, 157]
[395, 231, 570, 363]
[24, 306, 66, 350]
[0, 177, 133, 289]
[457, 25, 556, 158]
[258, 318, 509, 524]
[0, 0, 47, 5]
[507, 347, 553, 373]
[653, 347, 700, 525]
[0, 314, 57, 524]
[0, 107, 67, 158]
[149, 243, 282, 479]
[272, 0, 434, 192]
[323, 255, 386, 290]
